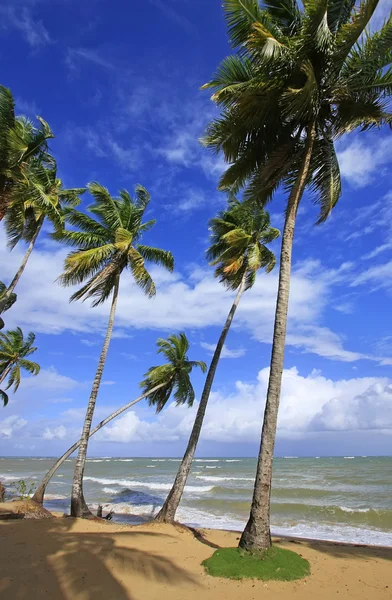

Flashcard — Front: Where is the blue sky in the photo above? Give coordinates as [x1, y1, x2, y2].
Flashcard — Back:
[0, 0, 391, 457]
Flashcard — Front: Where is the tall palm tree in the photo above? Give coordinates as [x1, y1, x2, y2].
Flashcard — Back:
[0, 85, 54, 219]
[155, 197, 278, 523]
[0, 327, 40, 407]
[32, 332, 206, 505]
[0, 162, 84, 314]
[56, 182, 174, 518]
[202, 0, 392, 550]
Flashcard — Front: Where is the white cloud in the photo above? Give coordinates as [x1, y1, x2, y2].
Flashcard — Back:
[0, 6, 51, 48]
[311, 383, 392, 431]
[201, 342, 246, 359]
[362, 243, 392, 260]
[96, 367, 392, 445]
[65, 48, 117, 73]
[21, 367, 79, 391]
[351, 260, 392, 292]
[42, 425, 67, 440]
[81, 339, 99, 347]
[48, 397, 74, 404]
[337, 137, 392, 188]
[0, 416, 27, 439]
[1, 227, 390, 365]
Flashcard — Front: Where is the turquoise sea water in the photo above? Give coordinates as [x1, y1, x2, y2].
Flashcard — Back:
[1, 456, 391, 546]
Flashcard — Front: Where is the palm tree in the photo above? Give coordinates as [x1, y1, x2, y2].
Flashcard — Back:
[0, 85, 54, 219]
[155, 197, 278, 523]
[32, 332, 206, 505]
[0, 162, 84, 314]
[0, 281, 16, 330]
[56, 182, 174, 518]
[0, 327, 40, 407]
[202, 0, 392, 550]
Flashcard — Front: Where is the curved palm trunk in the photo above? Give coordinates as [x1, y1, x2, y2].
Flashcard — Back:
[32, 382, 166, 504]
[239, 123, 317, 552]
[71, 275, 120, 518]
[155, 274, 247, 523]
[0, 216, 44, 314]
[0, 364, 12, 386]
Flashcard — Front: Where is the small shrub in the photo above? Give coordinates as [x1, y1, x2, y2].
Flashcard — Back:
[15, 479, 36, 500]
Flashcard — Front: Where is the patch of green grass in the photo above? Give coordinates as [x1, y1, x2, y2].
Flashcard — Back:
[202, 545, 310, 581]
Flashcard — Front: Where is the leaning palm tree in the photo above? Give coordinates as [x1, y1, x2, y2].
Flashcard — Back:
[0, 162, 84, 314]
[202, 0, 391, 550]
[155, 197, 278, 523]
[0, 85, 54, 219]
[0, 327, 40, 406]
[32, 332, 206, 505]
[56, 182, 174, 518]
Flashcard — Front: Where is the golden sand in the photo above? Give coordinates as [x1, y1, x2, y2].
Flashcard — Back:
[0, 517, 391, 599]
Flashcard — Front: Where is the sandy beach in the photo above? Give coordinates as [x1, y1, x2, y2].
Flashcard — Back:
[0, 516, 390, 600]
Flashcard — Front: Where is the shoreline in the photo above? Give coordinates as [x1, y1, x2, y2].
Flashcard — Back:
[1, 515, 391, 599]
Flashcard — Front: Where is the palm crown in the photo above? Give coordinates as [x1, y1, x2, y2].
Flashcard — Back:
[0, 86, 54, 216]
[140, 333, 207, 413]
[207, 196, 279, 290]
[5, 161, 84, 248]
[0, 327, 40, 406]
[56, 182, 174, 306]
[203, 0, 392, 222]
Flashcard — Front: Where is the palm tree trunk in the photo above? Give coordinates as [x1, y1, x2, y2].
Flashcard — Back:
[239, 122, 317, 552]
[0, 216, 44, 314]
[70, 275, 120, 518]
[155, 273, 247, 523]
[0, 364, 12, 386]
[32, 382, 166, 504]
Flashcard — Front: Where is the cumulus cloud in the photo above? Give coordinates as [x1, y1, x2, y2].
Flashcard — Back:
[311, 383, 392, 432]
[337, 136, 392, 188]
[96, 367, 392, 445]
[42, 425, 67, 440]
[0, 416, 27, 439]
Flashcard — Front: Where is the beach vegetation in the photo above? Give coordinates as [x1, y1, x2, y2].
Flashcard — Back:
[202, 545, 310, 581]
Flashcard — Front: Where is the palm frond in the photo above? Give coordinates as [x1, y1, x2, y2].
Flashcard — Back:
[327, 0, 356, 33]
[335, 0, 380, 67]
[134, 184, 151, 210]
[128, 248, 156, 298]
[0, 389, 9, 407]
[310, 136, 342, 224]
[263, 0, 301, 35]
[223, 0, 265, 48]
[136, 245, 174, 271]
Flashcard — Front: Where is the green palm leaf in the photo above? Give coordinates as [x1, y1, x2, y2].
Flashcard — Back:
[0, 327, 40, 404]
[207, 196, 279, 290]
[58, 182, 173, 306]
[140, 333, 206, 414]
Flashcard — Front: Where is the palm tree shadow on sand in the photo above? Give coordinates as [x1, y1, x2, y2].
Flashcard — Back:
[0, 517, 200, 600]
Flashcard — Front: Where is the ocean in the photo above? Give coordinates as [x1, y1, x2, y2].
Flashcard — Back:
[1, 456, 391, 546]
